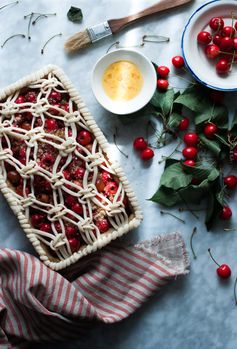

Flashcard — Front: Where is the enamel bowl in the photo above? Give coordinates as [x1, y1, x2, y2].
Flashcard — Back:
[182, 0, 237, 91]
[91, 49, 157, 115]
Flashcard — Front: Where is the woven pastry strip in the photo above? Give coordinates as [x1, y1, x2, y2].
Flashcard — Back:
[0, 65, 142, 270]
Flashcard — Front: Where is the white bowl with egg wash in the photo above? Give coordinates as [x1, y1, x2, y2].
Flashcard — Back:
[91, 49, 157, 115]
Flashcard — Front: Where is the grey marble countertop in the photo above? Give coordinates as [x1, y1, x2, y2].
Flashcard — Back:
[1, 0, 237, 348]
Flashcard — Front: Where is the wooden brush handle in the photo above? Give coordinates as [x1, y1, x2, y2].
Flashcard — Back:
[108, 0, 192, 33]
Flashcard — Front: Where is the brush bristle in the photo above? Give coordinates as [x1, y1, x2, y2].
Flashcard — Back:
[64, 30, 92, 53]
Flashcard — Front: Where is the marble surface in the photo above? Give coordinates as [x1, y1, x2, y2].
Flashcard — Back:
[1, 0, 237, 348]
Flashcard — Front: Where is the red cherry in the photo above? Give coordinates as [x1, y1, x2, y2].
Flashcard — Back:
[45, 118, 57, 131]
[182, 147, 198, 160]
[233, 37, 237, 50]
[15, 95, 25, 104]
[205, 44, 220, 59]
[183, 159, 196, 167]
[224, 175, 237, 190]
[219, 205, 232, 220]
[203, 123, 218, 139]
[31, 214, 45, 228]
[157, 66, 170, 78]
[157, 79, 169, 91]
[183, 132, 199, 146]
[26, 91, 37, 103]
[49, 104, 61, 116]
[216, 59, 230, 74]
[178, 117, 190, 131]
[172, 56, 184, 68]
[220, 37, 233, 51]
[96, 218, 110, 233]
[49, 91, 62, 102]
[104, 182, 118, 195]
[41, 153, 55, 167]
[65, 225, 77, 237]
[65, 195, 77, 207]
[101, 171, 113, 183]
[54, 222, 62, 233]
[39, 223, 51, 233]
[77, 130, 92, 146]
[222, 26, 235, 37]
[74, 167, 85, 179]
[208, 248, 231, 279]
[231, 148, 237, 162]
[209, 17, 224, 31]
[68, 237, 80, 253]
[217, 264, 232, 279]
[133, 137, 148, 151]
[197, 31, 212, 45]
[63, 170, 71, 180]
[72, 203, 83, 215]
[19, 147, 26, 159]
[62, 103, 70, 112]
[213, 34, 222, 46]
[140, 147, 154, 161]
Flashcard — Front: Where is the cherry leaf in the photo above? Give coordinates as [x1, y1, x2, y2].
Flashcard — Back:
[199, 134, 221, 155]
[167, 112, 183, 129]
[159, 162, 193, 190]
[149, 186, 180, 206]
[150, 89, 175, 116]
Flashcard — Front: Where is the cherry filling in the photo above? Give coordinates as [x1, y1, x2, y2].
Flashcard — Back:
[2, 83, 131, 256]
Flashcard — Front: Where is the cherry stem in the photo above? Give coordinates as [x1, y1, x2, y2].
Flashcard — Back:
[27, 12, 34, 40]
[179, 194, 199, 220]
[32, 13, 56, 25]
[41, 33, 62, 54]
[160, 210, 185, 224]
[158, 141, 181, 164]
[224, 227, 237, 232]
[190, 227, 197, 259]
[24, 12, 56, 18]
[208, 248, 220, 267]
[113, 133, 129, 159]
[1, 34, 25, 48]
[0, 0, 19, 11]
[234, 276, 237, 305]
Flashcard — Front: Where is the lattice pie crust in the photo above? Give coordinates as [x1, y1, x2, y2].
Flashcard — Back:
[0, 65, 142, 270]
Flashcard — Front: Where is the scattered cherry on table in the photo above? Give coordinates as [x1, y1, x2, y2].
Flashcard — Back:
[208, 248, 231, 279]
[141, 148, 154, 161]
[219, 205, 232, 220]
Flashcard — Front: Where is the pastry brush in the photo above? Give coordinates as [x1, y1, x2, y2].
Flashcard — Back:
[64, 0, 192, 54]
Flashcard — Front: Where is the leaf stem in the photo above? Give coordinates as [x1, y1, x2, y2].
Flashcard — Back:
[41, 33, 62, 54]
[0, 0, 19, 11]
[160, 210, 185, 224]
[190, 227, 197, 259]
[1, 34, 25, 48]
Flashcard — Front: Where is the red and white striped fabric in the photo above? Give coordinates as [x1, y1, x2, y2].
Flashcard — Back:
[0, 233, 189, 349]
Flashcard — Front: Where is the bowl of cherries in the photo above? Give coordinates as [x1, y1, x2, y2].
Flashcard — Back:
[182, 0, 237, 91]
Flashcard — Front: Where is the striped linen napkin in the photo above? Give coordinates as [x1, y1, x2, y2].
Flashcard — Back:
[0, 232, 189, 349]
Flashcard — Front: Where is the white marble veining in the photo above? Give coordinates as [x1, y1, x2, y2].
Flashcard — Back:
[0, 0, 237, 348]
